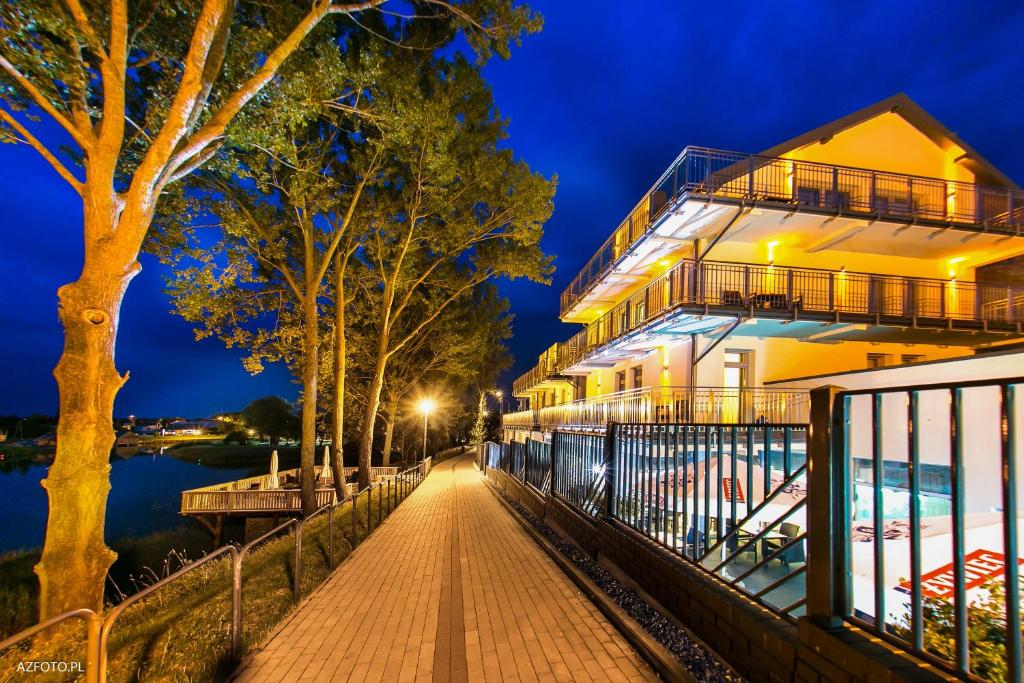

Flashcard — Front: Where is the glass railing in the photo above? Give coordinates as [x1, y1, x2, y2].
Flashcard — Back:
[560, 146, 1024, 317]
[502, 386, 810, 430]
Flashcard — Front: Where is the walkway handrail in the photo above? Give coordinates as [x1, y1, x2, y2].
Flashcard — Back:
[2, 460, 433, 682]
[99, 544, 239, 679]
[0, 608, 102, 683]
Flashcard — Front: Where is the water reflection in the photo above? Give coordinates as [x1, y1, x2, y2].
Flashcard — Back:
[0, 450, 258, 554]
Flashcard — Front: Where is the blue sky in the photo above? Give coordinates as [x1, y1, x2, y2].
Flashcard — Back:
[1, 0, 1022, 416]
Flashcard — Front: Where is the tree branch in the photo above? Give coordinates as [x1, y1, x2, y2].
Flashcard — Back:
[0, 108, 83, 194]
[0, 55, 93, 150]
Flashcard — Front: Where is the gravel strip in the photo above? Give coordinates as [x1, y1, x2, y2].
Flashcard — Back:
[501, 493, 743, 683]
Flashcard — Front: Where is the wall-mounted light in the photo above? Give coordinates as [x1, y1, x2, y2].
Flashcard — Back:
[947, 256, 966, 278]
[767, 240, 780, 265]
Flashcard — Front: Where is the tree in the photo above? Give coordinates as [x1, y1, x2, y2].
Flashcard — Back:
[242, 396, 298, 444]
[351, 53, 554, 487]
[1, 0, 540, 617]
[161, 119, 376, 513]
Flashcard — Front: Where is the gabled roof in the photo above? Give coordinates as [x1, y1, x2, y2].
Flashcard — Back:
[758, 93, 1019, 190]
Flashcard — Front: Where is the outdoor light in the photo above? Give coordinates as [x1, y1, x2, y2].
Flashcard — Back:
[767, 240, 780, 265]
[417, 398, 436, 461]
[591, 464, 605, 476]
[947, 256, 966, 278]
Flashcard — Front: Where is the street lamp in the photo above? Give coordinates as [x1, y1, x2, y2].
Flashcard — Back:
[417, 398, 436, 461]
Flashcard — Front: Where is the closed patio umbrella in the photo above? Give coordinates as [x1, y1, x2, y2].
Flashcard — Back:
[267, 449, 280, 489]
[319, 446, 331, 484]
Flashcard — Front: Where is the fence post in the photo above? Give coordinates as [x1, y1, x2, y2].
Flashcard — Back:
[85, 612, 102, 683]
[604, 422, 617, 519]
[807, 385, 845, 628]
[549, 432, 559, 496]
[293, 524, 303, 602]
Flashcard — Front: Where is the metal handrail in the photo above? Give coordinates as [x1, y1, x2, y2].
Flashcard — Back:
[1, 460, 431, 682]
[99, 544, 239, 679]
[561, 145, 1024, 316]
[0, 608, 102, 683]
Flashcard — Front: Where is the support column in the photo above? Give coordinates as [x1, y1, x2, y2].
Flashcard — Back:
[807, 385, 846, 628]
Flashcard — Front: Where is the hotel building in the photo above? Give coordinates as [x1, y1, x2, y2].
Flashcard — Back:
[504, 94, 1024, 435]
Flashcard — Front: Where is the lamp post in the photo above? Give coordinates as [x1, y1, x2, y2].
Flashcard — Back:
[417, 398, 436, 462]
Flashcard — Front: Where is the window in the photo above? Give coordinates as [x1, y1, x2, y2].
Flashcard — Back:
[723, 350, 750, 389]
[901, 354, 925, 364]
[867, 353, 891, 369]
[632, 365, 643, 388]
[615, 371, 626, 392]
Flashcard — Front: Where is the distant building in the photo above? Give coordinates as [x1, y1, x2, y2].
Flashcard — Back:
[115, 432, 141, 447]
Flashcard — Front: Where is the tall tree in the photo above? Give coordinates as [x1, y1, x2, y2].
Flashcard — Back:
[0, 0, 540, 617]
[161, 123, 377, 513]
[352, 54, 554, 487]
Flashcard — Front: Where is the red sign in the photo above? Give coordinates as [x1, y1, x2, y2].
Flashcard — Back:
[896, 549, 1023, 599]
[723, 478, 745, 503]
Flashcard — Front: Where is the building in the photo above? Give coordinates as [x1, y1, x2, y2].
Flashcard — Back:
[505, 94, 1024, 436]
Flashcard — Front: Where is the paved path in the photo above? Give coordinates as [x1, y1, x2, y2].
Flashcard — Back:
[233, 454, 657, 682]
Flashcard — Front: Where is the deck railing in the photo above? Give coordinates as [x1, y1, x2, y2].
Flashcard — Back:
[553, 257, 1024, 373]
[815, 378, 1024, 682]
[180, 466, 399, 515]
[561, 145, 1024, 317]
[503, 386, 809, 430]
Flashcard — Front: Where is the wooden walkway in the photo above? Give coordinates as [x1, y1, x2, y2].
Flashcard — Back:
[233, 454, 657, 682]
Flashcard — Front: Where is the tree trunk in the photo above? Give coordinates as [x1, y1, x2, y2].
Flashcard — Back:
[36, 240, 138, 617]
[380, 399, 397, 466]
[298, 286, 319, 515]
[356, 341, 388, 489]
[329, 251, 347, 499]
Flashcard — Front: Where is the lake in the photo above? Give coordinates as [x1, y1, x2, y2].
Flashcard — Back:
[0, 451, 262, 554]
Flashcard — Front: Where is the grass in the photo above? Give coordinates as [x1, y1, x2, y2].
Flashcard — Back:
[0, 477, 416, 682]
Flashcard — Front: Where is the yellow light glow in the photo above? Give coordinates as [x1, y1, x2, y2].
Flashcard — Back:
[767, 240, 780, 263]
[417, 398, 437, 415]
[493, 389, 503, 399]
[947, 256, 966, 278]
[658, 259, 669, 267]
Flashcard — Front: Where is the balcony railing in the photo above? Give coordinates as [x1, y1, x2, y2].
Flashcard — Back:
[557, 258, 1024, 372]
[561, 146, 1024, 317]
[502, 386, 809, 430]
[512, 343, 567, 395]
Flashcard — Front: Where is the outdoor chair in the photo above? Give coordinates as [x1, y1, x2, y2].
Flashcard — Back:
[764, 522, 803, 567]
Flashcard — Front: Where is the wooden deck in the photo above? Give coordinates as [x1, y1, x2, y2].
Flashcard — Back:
[181, 466, 399, 516]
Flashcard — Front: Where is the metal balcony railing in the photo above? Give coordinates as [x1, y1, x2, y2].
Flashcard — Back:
[555, 258, 1024, 372]
[513, 343, 567, 395]
[561, 146, 1024, 317]
[502, 386, 809, 430]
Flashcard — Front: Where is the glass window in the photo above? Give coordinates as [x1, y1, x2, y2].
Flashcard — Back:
[631, 366, 643, 388]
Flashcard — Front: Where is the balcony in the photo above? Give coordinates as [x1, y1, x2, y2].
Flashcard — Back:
[560, 146, 1024, 319]
[556, 257, 1024, 373]
[513, 343, 574, 397]
[502, 386, 810, 431]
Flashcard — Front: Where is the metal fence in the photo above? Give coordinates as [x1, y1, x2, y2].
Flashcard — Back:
[551, 431, 606, 515]
[0, 463, 428, 682]
[822, 379, 1024, 683]
[490, 422, 810, 620]
[560, 145, 1024, 317]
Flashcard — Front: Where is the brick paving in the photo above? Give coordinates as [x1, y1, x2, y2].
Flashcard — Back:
[233, 454, 657, 682]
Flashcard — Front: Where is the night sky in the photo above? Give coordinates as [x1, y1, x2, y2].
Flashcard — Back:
[2, 1, 1023, 417]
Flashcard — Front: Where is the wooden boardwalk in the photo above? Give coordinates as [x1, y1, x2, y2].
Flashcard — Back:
[233, 454, 657, 682]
